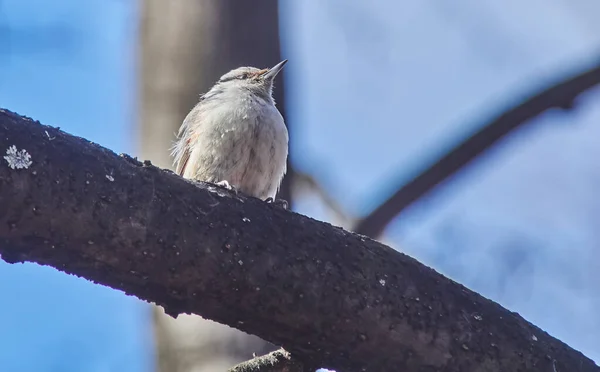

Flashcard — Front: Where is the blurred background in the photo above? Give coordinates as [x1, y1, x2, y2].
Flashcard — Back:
[1, 0, 600, 371]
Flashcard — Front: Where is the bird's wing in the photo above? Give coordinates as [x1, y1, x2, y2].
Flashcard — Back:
[174, 144, 190, 177]
[172, 102, 203, 177]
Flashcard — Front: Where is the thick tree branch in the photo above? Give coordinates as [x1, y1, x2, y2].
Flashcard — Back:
[0, 108, 597, 371]
[353, 58, 600, 238]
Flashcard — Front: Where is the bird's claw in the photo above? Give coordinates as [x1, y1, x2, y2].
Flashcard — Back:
[215, 180, 238, 194]
[265, 197, 288, 210]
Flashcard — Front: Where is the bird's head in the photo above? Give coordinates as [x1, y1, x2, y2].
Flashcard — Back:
[215, 60, 287, 99]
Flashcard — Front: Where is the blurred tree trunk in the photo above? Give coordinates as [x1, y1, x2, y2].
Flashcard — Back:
[137, 0, 290, 370]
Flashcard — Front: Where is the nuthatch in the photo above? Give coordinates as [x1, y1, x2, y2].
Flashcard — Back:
[171, 60, 289, 205]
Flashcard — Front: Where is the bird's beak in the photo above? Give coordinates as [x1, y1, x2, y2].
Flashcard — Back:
[262, 59, 288, 81]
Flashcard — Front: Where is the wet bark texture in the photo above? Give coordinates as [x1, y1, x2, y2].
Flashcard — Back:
[0, 108, 598, 372]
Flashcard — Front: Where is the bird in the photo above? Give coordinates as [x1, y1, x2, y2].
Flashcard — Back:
[171, 60, 289, 206]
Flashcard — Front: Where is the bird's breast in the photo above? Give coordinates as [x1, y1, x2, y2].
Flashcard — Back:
[213, 99, 288, 199]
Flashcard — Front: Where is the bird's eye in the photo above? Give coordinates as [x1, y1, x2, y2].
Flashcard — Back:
[238, 73, 248, 80]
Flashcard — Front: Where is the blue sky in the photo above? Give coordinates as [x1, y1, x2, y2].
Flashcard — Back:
[1, 0, 599, 370]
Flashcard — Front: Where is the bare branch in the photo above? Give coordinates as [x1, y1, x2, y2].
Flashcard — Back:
[353, 58, 600, 238]
[0, 108, 598, 371]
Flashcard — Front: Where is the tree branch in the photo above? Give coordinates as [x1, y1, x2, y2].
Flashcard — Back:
[0, 108, 597, 371]
[353, 58, 600, 238]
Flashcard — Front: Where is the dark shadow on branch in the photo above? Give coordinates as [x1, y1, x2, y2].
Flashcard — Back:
[353, 57, 600, 238]
[0, 108, 598, 372]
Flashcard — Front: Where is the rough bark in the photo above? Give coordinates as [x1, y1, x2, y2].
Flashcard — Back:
[0, 108, 598, 372]
[353, 58, 600, 238]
